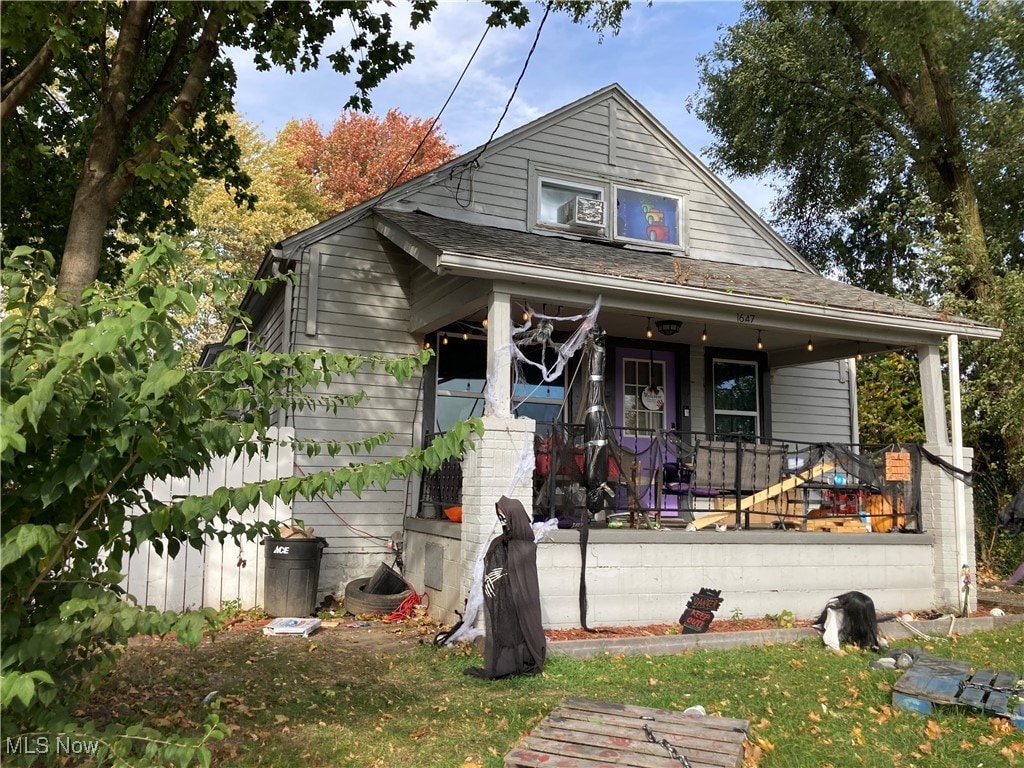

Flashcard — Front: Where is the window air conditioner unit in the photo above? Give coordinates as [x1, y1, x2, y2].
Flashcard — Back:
[558, 196, 605, 228]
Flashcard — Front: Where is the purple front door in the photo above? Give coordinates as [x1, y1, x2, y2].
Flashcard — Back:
[615, 347, 675, 514]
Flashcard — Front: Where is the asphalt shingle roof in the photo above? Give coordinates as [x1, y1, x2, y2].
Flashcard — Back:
[376, 210, 988, 329]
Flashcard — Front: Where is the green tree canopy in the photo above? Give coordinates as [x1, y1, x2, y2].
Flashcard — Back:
[0, 0, 529, 299]
[689, 0, 1024, 483]
[691, 1, 1022, 300]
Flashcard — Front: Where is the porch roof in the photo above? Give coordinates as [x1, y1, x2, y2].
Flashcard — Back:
[374, 209, 1000, 348]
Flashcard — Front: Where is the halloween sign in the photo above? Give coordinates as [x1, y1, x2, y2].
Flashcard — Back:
[679, 588, 724, 634]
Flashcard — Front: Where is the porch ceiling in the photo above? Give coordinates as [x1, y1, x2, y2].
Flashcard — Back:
[374, 209, 1000, 359]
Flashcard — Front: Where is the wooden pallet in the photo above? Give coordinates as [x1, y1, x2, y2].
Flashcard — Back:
[504, 696, 749, 767]
[804, 517, 868, 533]
[892, 654, 1024, 730]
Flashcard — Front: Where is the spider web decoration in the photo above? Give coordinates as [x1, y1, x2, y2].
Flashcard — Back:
[508, 298, 602, 406]
[482, 297, 601, 416]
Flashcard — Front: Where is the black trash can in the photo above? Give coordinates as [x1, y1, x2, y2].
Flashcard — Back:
[263, 537, 326, 618]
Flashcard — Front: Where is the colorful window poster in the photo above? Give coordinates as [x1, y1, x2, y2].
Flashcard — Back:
[615, 187, 682, 246]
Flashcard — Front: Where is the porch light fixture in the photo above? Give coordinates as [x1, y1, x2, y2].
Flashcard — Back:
[646, 318, 653, 339]
[655, 319, 681, 336]
[807, 337, 814, 352]
[701, 325, 708, 343]
[756, 330, 763, 350]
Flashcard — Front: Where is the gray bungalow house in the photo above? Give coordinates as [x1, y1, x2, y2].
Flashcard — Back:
[231, 84, 999, 628]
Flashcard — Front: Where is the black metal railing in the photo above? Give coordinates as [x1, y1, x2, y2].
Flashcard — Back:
[533, 424, 922, 533]
[419, 425, 923, 533]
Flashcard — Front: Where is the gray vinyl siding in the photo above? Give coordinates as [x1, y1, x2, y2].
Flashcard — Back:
[398, 95, 798, 272]
[770, 362, 856, 445]
[285, 218, 425, 592]
[251, 287, 287, 353]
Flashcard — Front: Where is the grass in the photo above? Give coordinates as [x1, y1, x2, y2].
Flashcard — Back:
[83, 623, 1024, 767]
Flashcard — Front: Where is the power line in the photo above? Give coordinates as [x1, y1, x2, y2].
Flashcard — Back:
[472, 1, 553, 164]
[369, 18, 493, 207]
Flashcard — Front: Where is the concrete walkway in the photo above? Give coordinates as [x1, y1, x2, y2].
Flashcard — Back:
[549, 613, 1024, 659]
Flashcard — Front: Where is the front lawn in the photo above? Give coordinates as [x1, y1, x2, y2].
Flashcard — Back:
[82, 622, 1023, 767]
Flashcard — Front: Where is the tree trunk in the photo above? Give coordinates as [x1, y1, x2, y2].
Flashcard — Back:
[58, 173, 120, 298]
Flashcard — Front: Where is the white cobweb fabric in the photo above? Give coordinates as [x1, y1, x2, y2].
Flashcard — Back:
[441, 299, 601, 646]
[482, 297, 601, 416]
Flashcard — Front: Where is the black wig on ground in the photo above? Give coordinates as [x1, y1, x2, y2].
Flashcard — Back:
[815, 590, 883, 649]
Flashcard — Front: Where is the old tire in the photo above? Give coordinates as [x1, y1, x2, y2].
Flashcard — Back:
[343, 577, 412, 616]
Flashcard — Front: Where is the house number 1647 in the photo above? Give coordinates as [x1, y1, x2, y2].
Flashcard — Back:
[736, 313, 756, 323]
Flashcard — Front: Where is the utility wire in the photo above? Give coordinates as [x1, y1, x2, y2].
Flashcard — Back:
[367, 19, 493, 209]
[471, 1, 553, 164]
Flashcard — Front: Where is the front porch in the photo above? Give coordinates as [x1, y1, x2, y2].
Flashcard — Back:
[394, 266, 992, 630]
[404, 416, 973, 630]
[405, 515, 936, 630]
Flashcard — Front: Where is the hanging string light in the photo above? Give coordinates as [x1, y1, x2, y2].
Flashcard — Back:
[442, 334, 448, 345]
[646, 317, 653, 339]
[807, 337, 814, 352]
[481, 318, 488, 328]
[756, 330, 764, 350]
[463, 331, 469, 341]
[701, 325, 708, 343]
[856, 343, 863, 361]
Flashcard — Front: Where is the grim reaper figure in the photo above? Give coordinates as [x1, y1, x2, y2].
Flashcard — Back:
[465, 496, 547, 679]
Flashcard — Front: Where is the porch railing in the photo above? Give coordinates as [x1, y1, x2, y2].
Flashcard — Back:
[419, 426, 923, 533]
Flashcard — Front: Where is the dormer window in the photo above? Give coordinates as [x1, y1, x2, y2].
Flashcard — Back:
[536, 177, 607, 232]
[615, 186, 684, 249]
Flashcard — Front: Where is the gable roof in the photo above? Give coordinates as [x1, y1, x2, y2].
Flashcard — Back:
[269, 84, 814, 272]
[374, 209, 999, 342]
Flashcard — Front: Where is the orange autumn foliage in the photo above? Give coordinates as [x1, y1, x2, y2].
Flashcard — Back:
[278, 109, 457, 216]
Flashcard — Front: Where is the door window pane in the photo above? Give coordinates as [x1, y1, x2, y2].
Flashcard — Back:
[712, 360, 759, 438]
[622, 357, 665, 434]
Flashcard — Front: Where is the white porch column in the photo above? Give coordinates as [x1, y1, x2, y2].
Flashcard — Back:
[920, 444, 976, 613]
[485, 291, 512, 417]
[917, 335, 974, 613]
[917, 344, 948, 447]
[459, 416, 536, 622]
[947, 334, 972, 612]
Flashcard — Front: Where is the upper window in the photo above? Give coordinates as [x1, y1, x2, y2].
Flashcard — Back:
[537, 178, 606, 230]
[615, 187, 683, 248]
[712, 359, 759, 438]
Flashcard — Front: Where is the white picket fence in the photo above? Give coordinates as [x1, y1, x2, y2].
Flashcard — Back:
[123, 428, 294, 613]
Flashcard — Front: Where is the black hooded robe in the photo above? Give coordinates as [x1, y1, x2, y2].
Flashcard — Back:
[465, 496, 547, 679]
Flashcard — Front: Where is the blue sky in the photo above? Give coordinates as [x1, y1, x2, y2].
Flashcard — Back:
[231, 1, 775, 213]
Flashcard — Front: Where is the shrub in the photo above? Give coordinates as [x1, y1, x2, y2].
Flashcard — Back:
[1, 242, 481, 765]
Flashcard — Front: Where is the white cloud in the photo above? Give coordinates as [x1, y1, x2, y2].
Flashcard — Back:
[228, 1, 778, 209]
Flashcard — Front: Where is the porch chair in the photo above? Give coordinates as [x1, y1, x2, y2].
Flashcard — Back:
[685, 440, 787, 527]
[660, 444, 721, 525]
